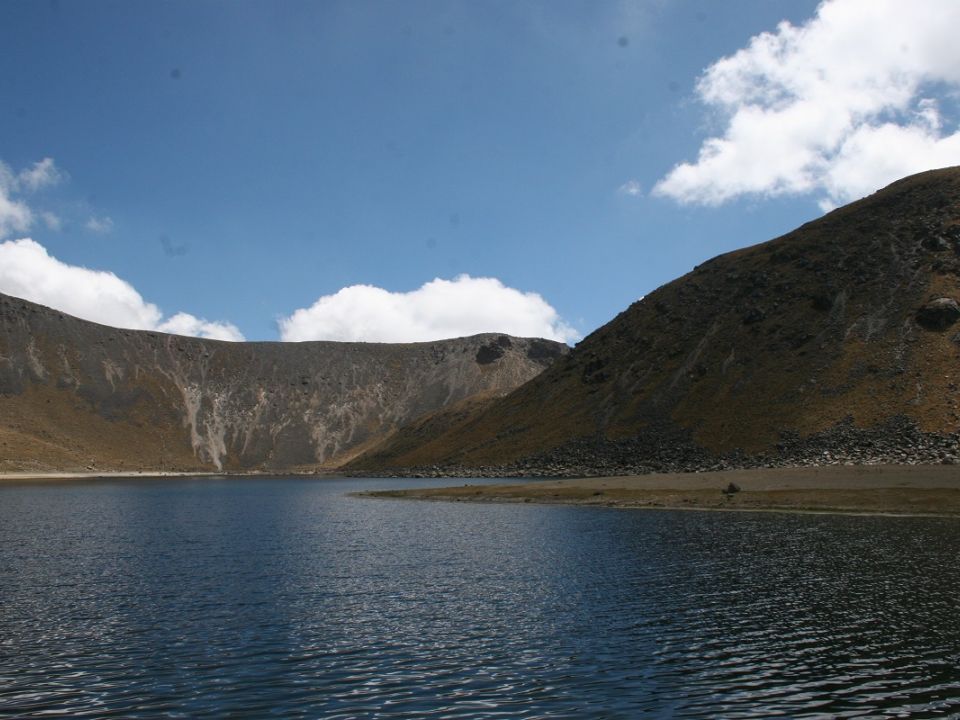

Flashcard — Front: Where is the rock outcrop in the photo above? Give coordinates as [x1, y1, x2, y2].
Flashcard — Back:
[0, 294, 566, 473]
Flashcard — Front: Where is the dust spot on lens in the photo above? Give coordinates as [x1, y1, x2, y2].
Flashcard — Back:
[160, 235, 188, 257]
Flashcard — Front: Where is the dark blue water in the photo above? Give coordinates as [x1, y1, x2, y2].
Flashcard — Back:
[1, 477, 959, 718]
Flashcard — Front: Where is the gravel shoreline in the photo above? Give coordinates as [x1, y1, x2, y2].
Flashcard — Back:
[353, 415, 960, 479]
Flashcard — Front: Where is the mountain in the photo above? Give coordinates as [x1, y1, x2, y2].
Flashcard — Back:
[0, 294, 566, 473]
[350, 167, 960, 475]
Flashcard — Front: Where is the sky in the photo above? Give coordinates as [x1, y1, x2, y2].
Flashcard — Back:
[3, 0, 960, 343]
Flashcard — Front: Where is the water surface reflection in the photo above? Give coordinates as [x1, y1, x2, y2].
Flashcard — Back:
[1, 477, 958, 717]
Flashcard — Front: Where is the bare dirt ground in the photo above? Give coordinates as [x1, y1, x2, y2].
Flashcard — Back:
[357, 465, 960, 517]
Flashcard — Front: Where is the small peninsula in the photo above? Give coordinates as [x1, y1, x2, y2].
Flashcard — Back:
[358, 464, 960, 517]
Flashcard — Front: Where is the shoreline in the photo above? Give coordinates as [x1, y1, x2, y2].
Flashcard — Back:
[355, 464, 960, 517]
[360, 493, 960, 519]
[0, 470, 234, 483]
[7, 465, 960, 517]
[0, 470, 339, 483]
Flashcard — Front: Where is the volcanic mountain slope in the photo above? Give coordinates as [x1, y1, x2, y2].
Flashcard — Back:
[0, 294, 566, 473]
[351, 167, 960, 474]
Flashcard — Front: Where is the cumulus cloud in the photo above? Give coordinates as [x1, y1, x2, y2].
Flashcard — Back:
[0, 191, 31, 239]
[618, 179, 643, 197]
[0, 238, 244, 341]
[653, 0, 960, 209]
[0, 165, 33, 239]
[157, 312, 244, 342]
[279, 275, 579, 344]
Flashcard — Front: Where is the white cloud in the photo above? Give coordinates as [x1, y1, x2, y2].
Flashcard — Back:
[0, 238, 244, 341]
[0, 157, 67, 239]
[0, 157, 242, 342]
[85, 215, 114, 234]
[0, 162, 33, 239]
[653, 0, 960, 209]
[279, 275, 579, 344]
[157, 312, 245, 342]
[0, 192, 32, 239]
[18, 157, 66, 191]
[618, 179, 643, 197]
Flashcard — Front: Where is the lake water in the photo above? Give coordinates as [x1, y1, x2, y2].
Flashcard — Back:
[1, 476, 959, 718]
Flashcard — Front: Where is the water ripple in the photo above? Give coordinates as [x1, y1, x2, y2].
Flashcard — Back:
[1, 478, 959, 717]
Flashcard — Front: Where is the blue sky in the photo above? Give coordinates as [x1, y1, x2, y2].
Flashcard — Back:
[2, 0, 959, 342]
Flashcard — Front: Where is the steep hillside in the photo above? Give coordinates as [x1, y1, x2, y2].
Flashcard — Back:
[0, 294, 565, 473]
[351, 167, 960, 475]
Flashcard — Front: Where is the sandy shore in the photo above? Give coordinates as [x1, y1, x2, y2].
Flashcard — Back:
[357, 464, 960, 517]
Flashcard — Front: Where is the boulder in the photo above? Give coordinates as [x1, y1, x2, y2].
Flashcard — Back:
[916, 297, 960, 330]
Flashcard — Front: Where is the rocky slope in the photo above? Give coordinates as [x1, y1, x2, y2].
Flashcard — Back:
[350, 167, 960, 475]
[0, 294, 565, 473]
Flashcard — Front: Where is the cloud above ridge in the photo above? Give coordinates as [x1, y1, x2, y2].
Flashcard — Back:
[0, 158, 65, 239]
[654, 0, 960, 210]
[0, 156, 119, 239]
[279, 275, 579, 344]
[0, 238, 244, 341]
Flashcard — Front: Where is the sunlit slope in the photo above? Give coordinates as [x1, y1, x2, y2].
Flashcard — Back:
[352, 167, 960, 471]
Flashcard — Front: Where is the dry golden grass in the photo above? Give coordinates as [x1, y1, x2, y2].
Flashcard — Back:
[351, 167, 960, 470]
[0, 383, 203, 473]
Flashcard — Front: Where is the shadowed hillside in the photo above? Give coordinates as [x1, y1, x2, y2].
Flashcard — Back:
[0, 295, 566, 473]
[351, 167, 960, 475]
